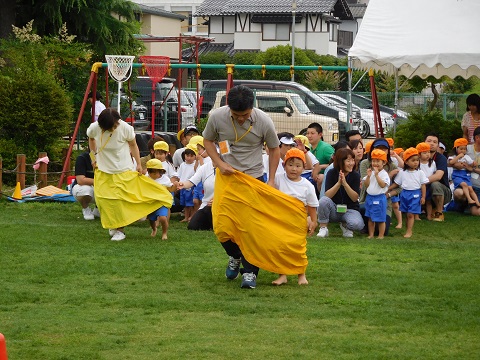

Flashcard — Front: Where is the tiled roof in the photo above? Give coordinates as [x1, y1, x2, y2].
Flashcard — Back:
[135, 4, 186, 20]
[182, 42, 259, 60]
[195, 0, 353, 20]
[348, 4, 367, 18]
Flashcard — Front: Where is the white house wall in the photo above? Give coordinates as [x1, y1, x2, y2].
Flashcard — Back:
[141, 15, 182, 58]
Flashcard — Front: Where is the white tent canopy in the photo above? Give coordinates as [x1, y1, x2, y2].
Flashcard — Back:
[349, 0, 480, 79]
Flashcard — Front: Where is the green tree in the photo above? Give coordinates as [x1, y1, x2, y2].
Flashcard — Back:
[232, 51, 258, 80]
[254, 45, 313, 83]
[198, 52, 232, 80]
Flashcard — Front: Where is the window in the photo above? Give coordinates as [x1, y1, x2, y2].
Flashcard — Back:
[263, 24, 290, 41]
[329, 23, 338, 42]
[257, 97, 290, 113]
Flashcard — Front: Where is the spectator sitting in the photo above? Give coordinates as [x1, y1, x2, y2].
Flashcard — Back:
[173, 125, 200, 169]
[140, 135, 165, 173]
[72, 150, 99, 220]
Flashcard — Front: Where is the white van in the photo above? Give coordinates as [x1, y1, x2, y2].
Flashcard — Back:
[210, 91, 339, 144]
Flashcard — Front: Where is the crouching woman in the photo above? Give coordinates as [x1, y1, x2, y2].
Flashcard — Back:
[317, 148, 364, 238]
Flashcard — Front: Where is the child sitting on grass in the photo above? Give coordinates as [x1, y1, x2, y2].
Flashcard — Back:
[448, 138, 480, 208]
[363, 149, 390, 239]
[389, 148, 429, 238]
[273, 148, 318, 286]
[146, 159, 178, 240]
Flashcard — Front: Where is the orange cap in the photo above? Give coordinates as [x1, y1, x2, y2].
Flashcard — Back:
[403, 147, 419, 161]
[371, 149, 387, 162]
[416, 142, 431, 153]
[386, 138, 394, 147]
[284, 148, 306, 164]
[454, 138, 468, 148]
[393, 147, 404, 155]
[365, 141, 374, 153]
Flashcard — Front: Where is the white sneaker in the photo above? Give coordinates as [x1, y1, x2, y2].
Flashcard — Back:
[92, 207, 101, 218]
[339, 223, 354, 238]
[108, 229, 116, 237]
[82, 207, 94, 220]
[317, 227, 329, 238]
[111, 230, 126, 241]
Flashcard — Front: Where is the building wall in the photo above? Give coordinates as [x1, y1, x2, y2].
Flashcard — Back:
[140, 14, 183, 58]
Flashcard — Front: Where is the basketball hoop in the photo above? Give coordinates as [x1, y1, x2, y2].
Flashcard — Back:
[139, 56, 170, 136]
[105, 55, 135, 112]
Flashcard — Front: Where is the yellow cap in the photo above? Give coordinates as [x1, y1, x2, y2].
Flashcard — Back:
[294, 134, 311, 149]
[185, 143, 198, 154]
[153, 141, 169, 152]
[189, 135, 204, 148]
[146, 158, 164, 170]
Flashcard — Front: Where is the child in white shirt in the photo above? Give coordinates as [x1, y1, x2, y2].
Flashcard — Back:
[389, 148, 429, 238]
[177, 144, 199, 222]
[146, 159, 178, 239]
[273, 148, 318, 286]
[416, 142, 436, 220]
[363, 149, 391, 239]
[448, 137, 480, 207]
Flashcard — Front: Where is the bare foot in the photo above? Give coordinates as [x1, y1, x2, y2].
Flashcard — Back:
[272, 275, 288, 286]
[404, 233, 412, 238]
[161, 233, 168, 240]
[151, 227, 157, 237]
[377, 236, 384, 239]
[180, 219, 188, 223]
[367, 235, 374, 239]
[297, 274, 308, 285]
[395, 224, 402, 229]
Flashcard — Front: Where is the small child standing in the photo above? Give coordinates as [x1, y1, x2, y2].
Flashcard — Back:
[153, 141, 179, 182]
[389, 148, 429, 238]
[391, 147, 405, 228]
[146, 159, 178, 239]
[448, 138, 480, 207]
[363, 149, 391, 239]
[273, 148, 318, 286]
[177, 144, 199, 222]
[416, 142, 436, 220]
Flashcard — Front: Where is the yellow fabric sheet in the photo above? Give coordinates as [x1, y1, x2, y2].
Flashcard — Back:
[213, 171, 308, 275]
[94, 170, 173, 229]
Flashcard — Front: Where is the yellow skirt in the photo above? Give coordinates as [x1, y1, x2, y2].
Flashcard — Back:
[94, 169, 173, 229]
[213, 171, 308, 275]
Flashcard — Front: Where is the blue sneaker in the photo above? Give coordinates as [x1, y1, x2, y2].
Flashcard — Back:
[225, 256, 241, 280]
[241, 272, 256, 289]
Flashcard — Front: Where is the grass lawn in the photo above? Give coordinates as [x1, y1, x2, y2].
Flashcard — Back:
[0, 200, 479, 359]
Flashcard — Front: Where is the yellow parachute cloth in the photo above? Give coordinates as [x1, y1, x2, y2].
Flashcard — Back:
[94, 169, 173, 229]
[213, 171, 308, 275]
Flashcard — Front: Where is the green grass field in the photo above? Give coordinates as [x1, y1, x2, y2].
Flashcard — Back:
[0, 200, 479, 359]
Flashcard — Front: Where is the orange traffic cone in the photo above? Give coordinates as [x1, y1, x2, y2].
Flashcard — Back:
[0, 333, 7, 360]
[12, 182, 22, 200]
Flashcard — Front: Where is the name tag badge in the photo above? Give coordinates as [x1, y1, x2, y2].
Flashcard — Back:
[373, 201, 379, 205]
[413, 194, 419, 198]
[336, 204, 347, 213]
[218, 140, 231, 155]
[472, 172, 479, 180]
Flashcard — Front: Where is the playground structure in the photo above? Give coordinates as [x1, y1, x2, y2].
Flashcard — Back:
[59, 59, 386, 188]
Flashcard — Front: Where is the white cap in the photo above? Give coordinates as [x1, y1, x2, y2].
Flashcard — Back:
[279, 136, 296, 145]
[439, 142, 446, 150]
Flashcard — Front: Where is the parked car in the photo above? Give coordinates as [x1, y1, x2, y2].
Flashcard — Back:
[317, 93, 395, 138]
[322, 91, 409, 122]
[129, 77, 195, 132]
[211, 90, 339, 144]
[109, 94, 149, 130]
[200, 79, 353, 139]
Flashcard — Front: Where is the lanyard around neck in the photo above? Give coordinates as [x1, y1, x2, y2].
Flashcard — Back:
[98, 130, 113, 154]
[230, 116, 252, 144]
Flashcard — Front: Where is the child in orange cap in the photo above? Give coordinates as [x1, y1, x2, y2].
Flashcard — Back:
[448, 138, 480, 207]
[417, 142, 436, 219]
[387, 138, 404, 169]
[363, 149, 391, 239]
[273, 148, 318, 286]
[388, 148, 429, 238]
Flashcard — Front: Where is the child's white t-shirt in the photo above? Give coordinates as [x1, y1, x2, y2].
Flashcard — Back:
[177, 162, 196, 182]
[162, 161, 179, 179]
[394, 169, 429, 190]
[189, 161, 215, 209]
[420, 162, 437, 178]
[302, 151, 319, 175]
[364, 169, 390, 195]
[274, 173, 319, 208]
[448, 154, 474, 165]
[147, 173, 173, 187]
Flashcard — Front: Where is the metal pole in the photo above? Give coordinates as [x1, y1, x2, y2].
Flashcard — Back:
[291, 0, 297, 82]
[347, 56, 352, 132]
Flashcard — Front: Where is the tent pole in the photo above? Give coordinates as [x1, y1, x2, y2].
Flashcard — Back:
[347, 56, 353, 132]
[394, 68, 399, 137]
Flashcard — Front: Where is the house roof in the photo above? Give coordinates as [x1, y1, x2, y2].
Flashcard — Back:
[348, 4, 367, 18]
[195, 0, 353, 20]
[181, 41, 259, 60]
[134, 4, 187, 20]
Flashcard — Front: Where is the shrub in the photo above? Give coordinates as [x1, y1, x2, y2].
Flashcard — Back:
[392, 110, 462, 151]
